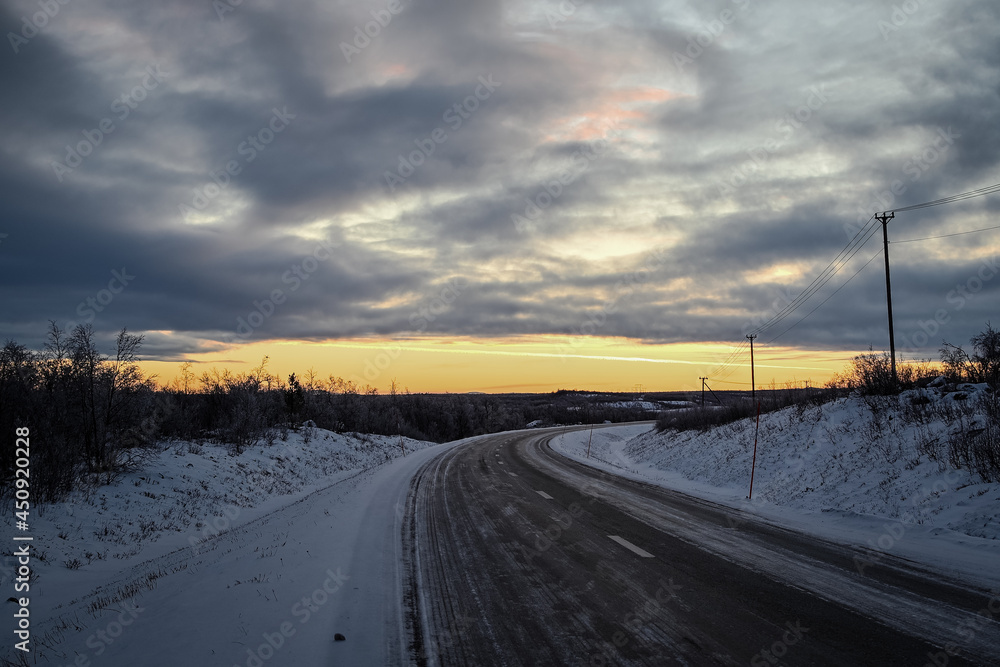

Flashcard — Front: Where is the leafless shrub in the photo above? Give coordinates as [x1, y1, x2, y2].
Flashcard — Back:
[827, 349, 939, 396]
[901, 392, 933, 425]
[941, 322, 1000, 387]
[914, 425, 943, 462]
[948, 392, 1000, 482]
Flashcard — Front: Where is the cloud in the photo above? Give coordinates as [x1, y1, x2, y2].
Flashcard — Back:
[3, 0, 999, 363]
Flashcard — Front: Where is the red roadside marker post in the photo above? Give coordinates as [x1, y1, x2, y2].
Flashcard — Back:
[748, 401, 761, 500]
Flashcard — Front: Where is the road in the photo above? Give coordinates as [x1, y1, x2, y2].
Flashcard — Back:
[400, 424, 1000, 666]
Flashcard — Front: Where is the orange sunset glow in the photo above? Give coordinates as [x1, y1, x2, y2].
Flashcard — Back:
[140, 336, 858, 394]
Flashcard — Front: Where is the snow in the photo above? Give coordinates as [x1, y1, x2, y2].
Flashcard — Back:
[1, 428, 454, 666]
[550, 388, 1000, 591]
[598, 400, 668, 411]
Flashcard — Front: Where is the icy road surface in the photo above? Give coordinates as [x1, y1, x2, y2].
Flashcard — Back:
[403, 425, 1000, 665]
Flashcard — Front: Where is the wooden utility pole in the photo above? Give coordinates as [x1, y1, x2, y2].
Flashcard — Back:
[699, 377, 707, 407]
[746, 334, 757, 403]
[876, 211, 898, 388]
[703, 380, 724, 407]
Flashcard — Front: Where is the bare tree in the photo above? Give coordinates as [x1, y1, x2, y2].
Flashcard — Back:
[971, 322, 1000, 388]
[940, 342, 971, 382]
[68, 324, 105, 471]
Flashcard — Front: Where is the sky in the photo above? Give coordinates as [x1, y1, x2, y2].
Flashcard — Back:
[2, 0, 999, 393]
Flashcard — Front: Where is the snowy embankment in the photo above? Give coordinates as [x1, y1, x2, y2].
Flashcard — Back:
[1, 428, 446, 666]
[551, 388, 1000, 590]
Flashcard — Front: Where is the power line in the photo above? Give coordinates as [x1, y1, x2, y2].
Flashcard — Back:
[893, 223, 1000, 244]
[765, 248, 882, 344]
[891, 181, 1000, 214]
[709, 226, 877, 377]
[711, 180, 1000, 379]
[709, 215, 881, 380]
[708, 339, 751, 381]
[711, 222, 877, 378]
[711, 216, 878, 378]
[748, 218, 880, 337]
[747, 215, 878, 337]
[707, 337, 751, 378]
[759, 200, 999, 346]
[711, 339, 749, 371]
[762, 182, 1000, 343]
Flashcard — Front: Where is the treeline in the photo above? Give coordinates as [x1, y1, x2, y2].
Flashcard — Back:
[1, 323, 656, 501]
[1, 324, 155, 501]
[158, 363, 654, 449]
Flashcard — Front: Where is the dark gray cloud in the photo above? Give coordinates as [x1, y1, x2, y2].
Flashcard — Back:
[2, 0, 999, 365]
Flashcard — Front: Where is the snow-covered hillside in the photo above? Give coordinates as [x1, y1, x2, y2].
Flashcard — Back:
[7, 429, 431, 579]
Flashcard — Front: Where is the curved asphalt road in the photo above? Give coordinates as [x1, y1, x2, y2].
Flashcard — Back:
[399, 424, 1000, 666]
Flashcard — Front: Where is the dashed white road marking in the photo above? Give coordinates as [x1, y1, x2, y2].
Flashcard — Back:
[535, 490, 554, 500]
[608, 535, 654, 558]
[508, 472, 517, 477]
